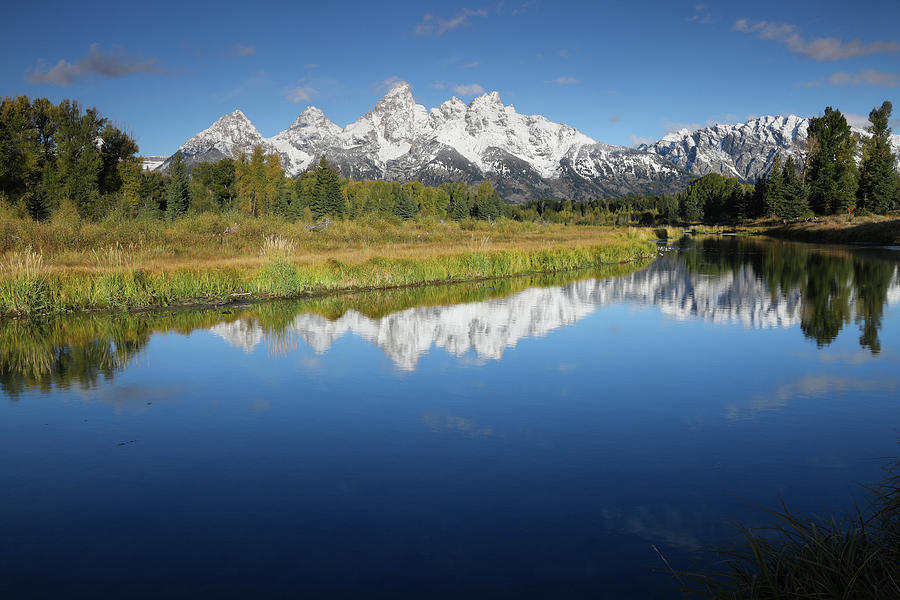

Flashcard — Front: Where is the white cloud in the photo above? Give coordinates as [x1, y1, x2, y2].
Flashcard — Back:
[235, 44, 256, 56]
[453, 83, 485, 96]
[843, 113, 872, 128]
[828, 69, 900, 88]
[548, 76, 578, 85]
[415, 9, 487, 36]
[372, 76, 404, 95]
[285, 86, 317, 102]
[27, 43, 164, 86]
[608, 115, 621, 122]
[733, 19, 900, 61]
[460, 61, 482, 69]
[800, 69, 900, 89]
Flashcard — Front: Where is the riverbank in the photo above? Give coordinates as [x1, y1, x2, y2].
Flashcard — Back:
[683, 457, 900, 599]
[764, 214, 900, 245]
[0, 212, 658, 316]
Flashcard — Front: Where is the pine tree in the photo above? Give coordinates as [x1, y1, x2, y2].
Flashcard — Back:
[165, 152, 191, 220]
[679, 189, 703, 223]
[857, 101, 897, 214]
[475, 181, 501, 220]
[449, 184, 470, 220]
[392, 187, 418, 220]
[778, 156, 810, 220]
[806, 107, 858, 215]
[311, 156, 344, 219]
[24, 188, 49, 221]
[764, 156, 784, 217]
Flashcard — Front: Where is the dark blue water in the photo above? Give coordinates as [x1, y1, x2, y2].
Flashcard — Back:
[2, 237, 899, 598]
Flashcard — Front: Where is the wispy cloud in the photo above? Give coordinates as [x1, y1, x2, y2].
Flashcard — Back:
[829, 69, 900, 87]
[414, 8, 487, 36]
[548, 76, 578, 85]
[686, 4, 712, 25]
[733, 18, 900, 61]
[460, 61, 481, 69]
[285, 85, 317, 102]
[608, 115, 621, 122]
[629, 134, 653, 147]
[372, 76, 404, 95]
[800, 69, 900, 89]
[453, 83, 485, 96]
[234, 44, 256, 56]
[27, 43, 164, 86]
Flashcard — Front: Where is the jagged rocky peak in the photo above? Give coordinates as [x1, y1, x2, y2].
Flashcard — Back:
[287, 106, 340, 135]
[642, 113, 900, 182]
[160, 79, 693, 198]
[429, 96, 467, 124]
[371, 81, 427, 142]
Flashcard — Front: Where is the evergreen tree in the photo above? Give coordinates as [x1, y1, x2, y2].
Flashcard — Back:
[764, 156, 784, 217]
[474, 181, 502, 220]
[778, 156, 810, 220]
[311, 156, 344, 219]
[806, 107, 858, 215]
[290, 171, 317, 220]
[679, 187, 703, 223]
[857, 101, 897, 214]
[392, 187, 418, 220]
[448, 183, 471, 220]
[165, 152, 191, 220]
[24, 188, 49, 221]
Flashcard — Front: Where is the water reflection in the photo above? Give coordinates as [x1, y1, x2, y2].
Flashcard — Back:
[1, 237, 898, 397]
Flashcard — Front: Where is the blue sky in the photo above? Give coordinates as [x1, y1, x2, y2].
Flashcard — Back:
[2, 0, 898, 156]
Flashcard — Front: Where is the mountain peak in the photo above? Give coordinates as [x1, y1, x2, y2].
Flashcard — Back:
[469, 90, 504, 112]
[291, 106, 331, 128]
[162, 80, 693, 199]
[376, 81, 413, 109]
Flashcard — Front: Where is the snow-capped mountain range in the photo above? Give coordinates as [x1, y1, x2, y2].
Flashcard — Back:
[158, 82, 900, 200]
[640, 115, 900, 183]
[160, 82, 689, 201]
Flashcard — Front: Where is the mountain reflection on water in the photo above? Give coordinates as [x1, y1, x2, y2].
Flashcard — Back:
[1, 237, 898, 397]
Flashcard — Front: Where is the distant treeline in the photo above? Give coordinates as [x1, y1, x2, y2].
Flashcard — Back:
[2, 96, 898, 225]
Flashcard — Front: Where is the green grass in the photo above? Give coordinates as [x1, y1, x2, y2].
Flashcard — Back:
[0, 263, 646, 397]
[0, 210, 658, 315]
[765, 214, 900, 245]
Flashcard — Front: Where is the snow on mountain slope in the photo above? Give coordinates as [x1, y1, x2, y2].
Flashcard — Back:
[641, 115, 900, 182]
[162, 81, 690, 200]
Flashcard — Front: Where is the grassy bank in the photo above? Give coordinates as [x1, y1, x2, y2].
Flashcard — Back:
[764, 214, 900, 245]
[0, 264, 645, 397]
[681, 458, 900, 600]
[0, 210, 658, 315]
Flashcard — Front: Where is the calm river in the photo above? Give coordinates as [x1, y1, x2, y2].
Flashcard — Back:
[2, 237, 899, 598]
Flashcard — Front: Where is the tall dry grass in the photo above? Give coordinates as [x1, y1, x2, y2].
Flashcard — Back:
[0, 210, 658, 315]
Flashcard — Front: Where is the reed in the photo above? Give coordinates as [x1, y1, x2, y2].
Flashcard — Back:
[680, 463, 900, 600]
